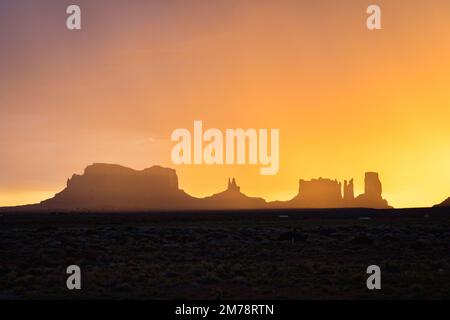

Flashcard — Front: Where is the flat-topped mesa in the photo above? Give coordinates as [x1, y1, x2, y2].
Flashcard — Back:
[295, 178, 343, 208]
[66, 163, 179, 193]
[85, 163, 177, 182]
[41, 163, 190, 210]
[282, 172, 391, 209]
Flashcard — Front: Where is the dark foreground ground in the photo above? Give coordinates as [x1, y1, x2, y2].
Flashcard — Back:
[1, 207, 450, 299]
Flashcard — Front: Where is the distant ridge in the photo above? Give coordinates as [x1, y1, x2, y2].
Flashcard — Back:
[24, 163, 267, 211]
[200, 178, 266, 209]
[435, 197, 450, 207]
[1, 163, 392, 212]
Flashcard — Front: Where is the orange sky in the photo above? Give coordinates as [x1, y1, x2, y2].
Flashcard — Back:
[1, 0, 450, 208]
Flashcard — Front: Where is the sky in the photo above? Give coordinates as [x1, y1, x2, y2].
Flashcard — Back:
[1, 0, 450, 208]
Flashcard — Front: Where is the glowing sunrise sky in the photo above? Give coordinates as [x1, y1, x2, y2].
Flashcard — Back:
[1, 0, 450, 208]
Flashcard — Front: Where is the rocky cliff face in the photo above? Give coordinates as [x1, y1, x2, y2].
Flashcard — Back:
[354, 172, 391, 209]
[290, 178, 343, 208]
[22, 164, 392, 211]
[273, 172, 391, 209]
[40, 163, 197, 210]
[39, 164, 267, 211]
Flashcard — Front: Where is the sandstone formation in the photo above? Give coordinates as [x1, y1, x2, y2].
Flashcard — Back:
[40, 163, 198, 211]
[38, 164, 266, 211]
[200, 177, 267, 209]
[354, 172, 391, 209]
[343, 179, 355, 204]
[275, 172, 391, 209]
[289, 178, 343, 208]
[5, 163, 392, 211]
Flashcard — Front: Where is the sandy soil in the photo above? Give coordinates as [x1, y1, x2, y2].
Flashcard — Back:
[1, 208, 449, 299]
